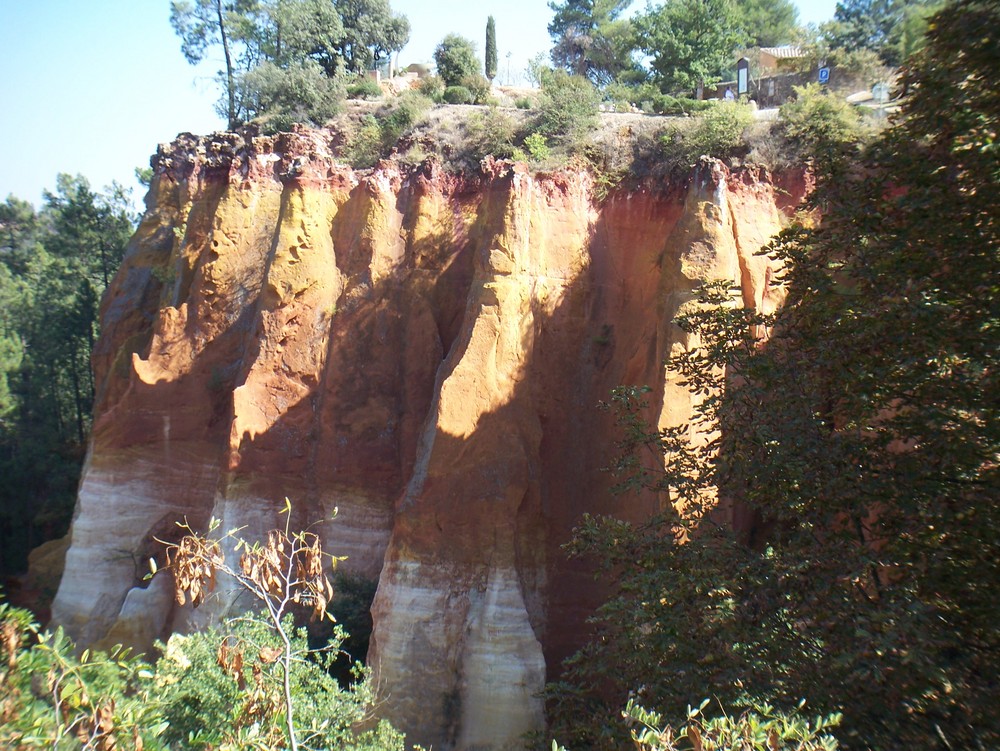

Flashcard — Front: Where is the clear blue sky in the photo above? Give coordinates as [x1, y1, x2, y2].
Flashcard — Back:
[0, 0, 836, 209]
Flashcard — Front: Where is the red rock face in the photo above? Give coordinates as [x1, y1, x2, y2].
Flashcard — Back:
[51, 128, 802, 750]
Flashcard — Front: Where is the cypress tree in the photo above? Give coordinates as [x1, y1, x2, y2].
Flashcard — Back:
[485, 16, 497, 81]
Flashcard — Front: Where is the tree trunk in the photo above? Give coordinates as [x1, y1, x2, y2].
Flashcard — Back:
[215, 0, 238, 129]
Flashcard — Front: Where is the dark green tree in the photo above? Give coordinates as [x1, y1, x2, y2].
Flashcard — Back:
[825, 0, 937, 64]
[485, 15, 498, 82]
[334, 0, 411, 73]
[635, 0, 749, 93]
[555, 0, 1000, 748]
[0, 178, 134, 578]
[548, 0, 637, 85]
[736, 0, 800, 46]
[433, 34, 481, 87]
[170, 0, 256, 129]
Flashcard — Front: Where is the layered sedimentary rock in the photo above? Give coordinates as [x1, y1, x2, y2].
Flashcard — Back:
[50, 126, 803, 750]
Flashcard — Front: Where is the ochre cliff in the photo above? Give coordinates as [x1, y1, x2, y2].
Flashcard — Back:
[50, 127, 804, 750]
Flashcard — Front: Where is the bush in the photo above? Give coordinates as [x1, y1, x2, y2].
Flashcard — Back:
[467, 105, 516, 160]
[515, 96, 534, 109]
[779, 83, 864, 153]
[0, 601, 167, 749]
[687, 101, 754, 158]
[236, 60, 344, 133]
[536, 69, 600, 144]
[523, 132, 550, 161]
[433, 34, 480, 87]
[460, 73, 492, 104]
[659, 101, 754, 170]
[156, 616, 402, 751]
[345, 114, 384, 168]
[418, 75, 446, 102]
[626, 700, 842, 751]
[379, 91, 434, 148]
[346, 78, 382, 100]
[675, 96, 715, 114]
[443, 85, 474, 104]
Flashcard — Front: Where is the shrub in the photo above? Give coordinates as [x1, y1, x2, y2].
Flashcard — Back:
[0, 601, 167, 749]
[515, 96, 534, 109]
[659, 101, 755, 170]
[443, 85, 474, 104]
[779, 83, 864, 153]
[346, 78, 383, 100]
[156, 617, 402, 751]
[688, 101, 753, 158]
[626, 700, 842, 751]
[236, 60, 344, 133]
[536, 69, 600, 145]
[467, 105, 516, 160]
[418, 75, 446, 102]
[345, 114, 384, 168]
[523, 132, 550, 161]
[379, 91, 434, 148]
[650, 93, 681, 114]
[460, 73, 492, 104]
[433, 34, 480, 87]
[675, 96, 715, 114]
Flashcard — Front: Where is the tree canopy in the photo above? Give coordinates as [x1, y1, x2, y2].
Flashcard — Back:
[554, 0, 1000, 747]
[635, 0, 749, 93]
[170, 0, 410, 129]
[0, 178, 134, 578]
[433, 34, 481, 87]
[548, 0, 638, 85]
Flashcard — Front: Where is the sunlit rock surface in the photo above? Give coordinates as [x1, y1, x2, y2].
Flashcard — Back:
[50, 127, 803, 750]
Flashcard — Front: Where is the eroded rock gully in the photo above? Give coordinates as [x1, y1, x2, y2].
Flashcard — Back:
[50, 127, 805, 750]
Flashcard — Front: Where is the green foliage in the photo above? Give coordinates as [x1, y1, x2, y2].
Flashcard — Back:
[736, 0, 800, 46]
[345, 115, 385, 168]
[433, 34, 480, 87]
[485, 16, 498, 82]
[626, 699, 841, 751]
[554, 2, 1000, 747]
[548, 0, 638, 85]
[332, 0, 410, 74]
[460, 73, 492, 104]
[466, 105, 517, 160]
[171, 0, 411, 128]
[523, 133, 551, 162]
[0, 594, 403, 751]
[0, 178, 134, 578]
[515, 96, 534, 110]
[535, 69, 601, 145]
[822, 0, 928, 65]
[0, 601, 167, 749]
[779, 83, 864, 155]
[635, 0, 748, 93]
[346, 78, 383, 100]
[155, 617, 401, 751]
[659, 102, 754, 171]
[379, 91, 433, 146]
[344, 92, 433, 168]
[443, 85, 474, 105]
[236, 59, 344, 132]
[417, 75, 445, 102]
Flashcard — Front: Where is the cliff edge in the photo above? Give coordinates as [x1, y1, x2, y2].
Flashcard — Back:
[50, 126, 804, 749]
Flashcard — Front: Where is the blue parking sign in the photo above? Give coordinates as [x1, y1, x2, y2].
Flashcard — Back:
[818, 67, 830, 84]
